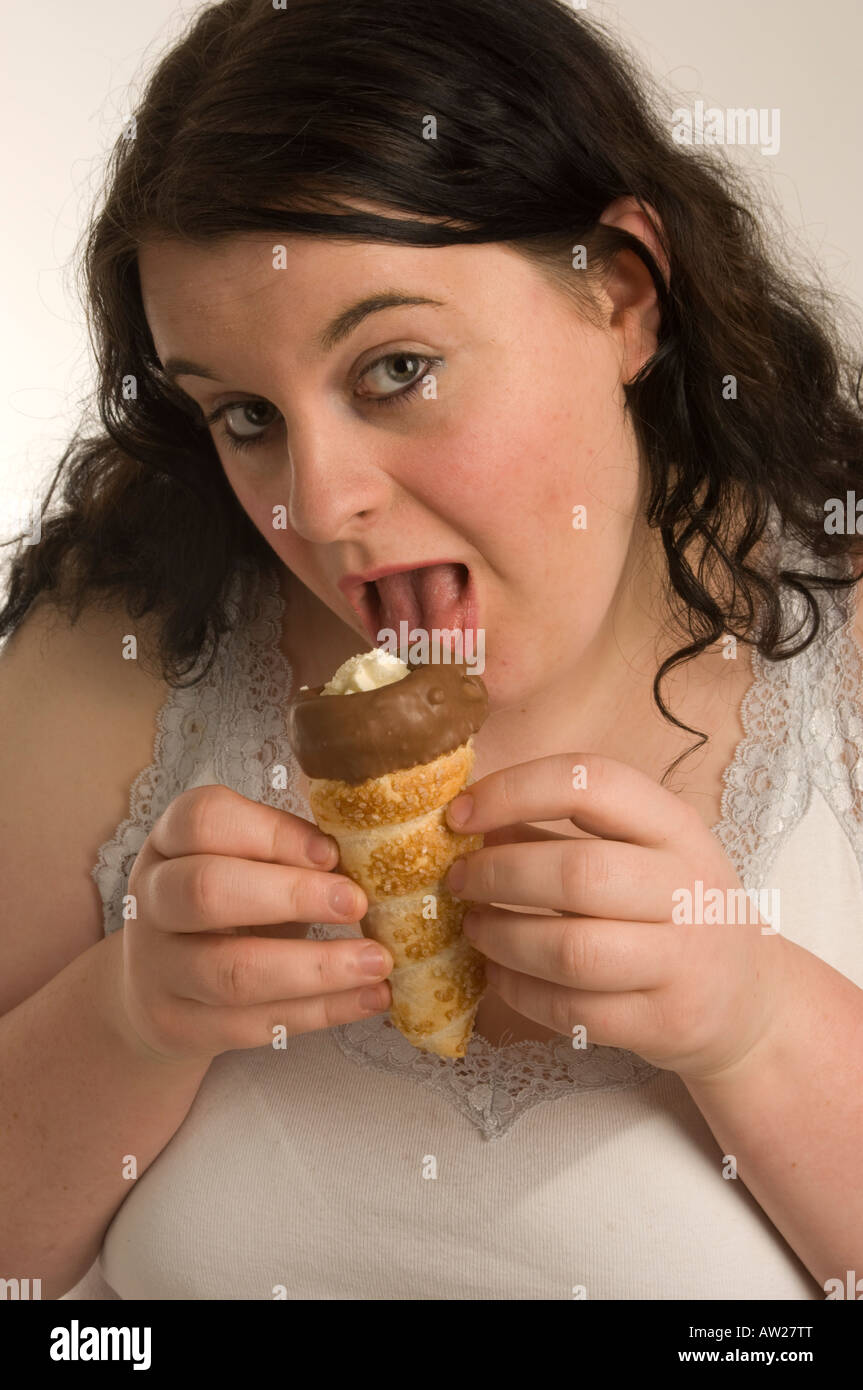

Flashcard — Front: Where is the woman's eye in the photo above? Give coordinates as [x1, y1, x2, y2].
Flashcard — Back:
[357, 352, 439, 402]
[217, 400, 280, 445]
[207, 351, 442, 454]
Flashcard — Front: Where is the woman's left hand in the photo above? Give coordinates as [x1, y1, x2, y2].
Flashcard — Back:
[444, 752, 793, 1083]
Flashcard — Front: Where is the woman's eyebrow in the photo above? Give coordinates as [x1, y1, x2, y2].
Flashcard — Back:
[316, 291, 446, 352]
[161, 290, 447, 383]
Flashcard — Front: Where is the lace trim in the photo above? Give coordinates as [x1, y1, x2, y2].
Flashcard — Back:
[804, 588, 863, 876]
[710, 527, 863, 892]
[90, 559, 307, 935]
[709, 637, 810, 889]
[322, 1007, 658, 1143]
[89, 644, 224, 938]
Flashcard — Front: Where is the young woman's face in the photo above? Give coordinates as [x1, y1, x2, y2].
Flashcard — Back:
[139, 213, 659, 709]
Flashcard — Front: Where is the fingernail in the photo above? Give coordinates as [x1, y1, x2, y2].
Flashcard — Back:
[358, 945, 389, 977]
[448, 794, 473, 827]
[447, 858, 467, 894]
[462, 910, 479, 938]
[308, 834, 337, 864]
[330, 881, 361, 916]
[359, 985, 390, 1012]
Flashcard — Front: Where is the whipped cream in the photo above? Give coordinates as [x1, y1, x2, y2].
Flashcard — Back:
[320, 648, 410, 696]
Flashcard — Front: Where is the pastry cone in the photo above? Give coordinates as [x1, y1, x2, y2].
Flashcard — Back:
[306, 739, 486, 1058]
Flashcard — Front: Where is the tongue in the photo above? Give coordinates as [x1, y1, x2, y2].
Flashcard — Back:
[375, 563, 465, 632]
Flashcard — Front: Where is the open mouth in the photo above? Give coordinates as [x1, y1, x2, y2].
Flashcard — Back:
[358, 562, 475, 644]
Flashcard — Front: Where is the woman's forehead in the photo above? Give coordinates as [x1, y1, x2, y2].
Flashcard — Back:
[137, 234, 552, 348]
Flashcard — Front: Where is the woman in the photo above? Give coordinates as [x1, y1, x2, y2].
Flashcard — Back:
[1, 0, 862, 1300]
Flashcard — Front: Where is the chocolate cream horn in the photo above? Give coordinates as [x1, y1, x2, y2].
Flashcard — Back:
[288, 650, 489, 1059]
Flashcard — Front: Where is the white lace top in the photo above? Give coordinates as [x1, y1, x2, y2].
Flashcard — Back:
[61, 531, 863, 1300]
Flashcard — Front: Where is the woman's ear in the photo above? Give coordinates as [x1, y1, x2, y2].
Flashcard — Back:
[596, 195, 670, 379]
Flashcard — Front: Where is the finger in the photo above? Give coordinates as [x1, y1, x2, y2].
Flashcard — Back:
[481, 822, 576, 847]
[145, 855, 366, 932]
[463, 906, 674, 989]
[485, 962, 656, 1051]
[149, 783, 339, 868]
[236, 921, 310, 940]
[449, 752, 697, 849]
[446, 838, 675, 919]
[163, 932, 393, 1006]
[170, 981, 393, 1053]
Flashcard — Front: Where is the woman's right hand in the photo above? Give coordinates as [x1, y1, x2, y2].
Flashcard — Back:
[119, 784, 392, 1063]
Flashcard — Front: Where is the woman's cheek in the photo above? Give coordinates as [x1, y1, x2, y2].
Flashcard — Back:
[221, 462, 282, 539]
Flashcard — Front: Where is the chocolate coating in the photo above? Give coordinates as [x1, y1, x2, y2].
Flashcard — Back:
[288, 661, 489, 782]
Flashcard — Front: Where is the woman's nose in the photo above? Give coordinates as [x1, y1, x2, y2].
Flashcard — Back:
[284, 434, 394, 544]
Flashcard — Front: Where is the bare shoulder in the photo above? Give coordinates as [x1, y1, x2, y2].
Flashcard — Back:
[0, 590, 172, 1015]
[0, 591, 170, 771]
[1, 587, 166, 673]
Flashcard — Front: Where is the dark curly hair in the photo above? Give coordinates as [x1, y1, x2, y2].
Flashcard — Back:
[2, 0, 862, 780]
